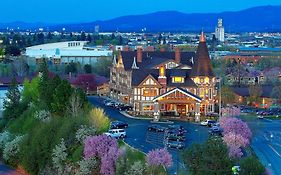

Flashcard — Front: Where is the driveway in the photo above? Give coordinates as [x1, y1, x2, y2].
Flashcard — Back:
[88, 96, 209, 174]
[240, 115, 281, 175]
[0, 163, 20, 175]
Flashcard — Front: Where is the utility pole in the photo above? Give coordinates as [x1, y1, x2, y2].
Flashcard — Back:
[219, 77, 222, 118]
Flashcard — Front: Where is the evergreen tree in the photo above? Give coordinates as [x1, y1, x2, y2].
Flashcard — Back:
[87, 34, 92, 43]
[51, 80, 73, 115]
[183, 137, 233, 175]
[3, 77, 21, 120]
[81, 32, 86, 41]
[38, 58, 51, 109]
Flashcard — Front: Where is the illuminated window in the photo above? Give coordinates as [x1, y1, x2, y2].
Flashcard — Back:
[143, 104, 154, 111]
[143, 89, 157, 97]
[172, 77, 184, 83]
[200, 78, 204, 83]
[205, 77, 209, 84]
[199, 88, 204, 98]
[194, 77, 200, 84]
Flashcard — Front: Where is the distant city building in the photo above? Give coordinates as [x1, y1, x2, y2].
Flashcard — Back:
[215, 19, 225, 42]
[25, 41, 112, 66]
[95, 25, 100, 33]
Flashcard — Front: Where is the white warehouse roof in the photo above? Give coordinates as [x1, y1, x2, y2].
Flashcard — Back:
[25, 41, 112, 58]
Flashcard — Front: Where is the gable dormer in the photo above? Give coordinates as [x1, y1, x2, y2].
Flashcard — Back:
[154, 60, 179, 70]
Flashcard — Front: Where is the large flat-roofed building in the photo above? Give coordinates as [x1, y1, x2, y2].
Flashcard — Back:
[109, 32, 217, 122]
[25, 41, 112, 66]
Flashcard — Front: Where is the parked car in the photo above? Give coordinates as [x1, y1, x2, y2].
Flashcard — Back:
[114, 102, 123, 108]
[117, 104, 133, 111]
[165, 134, 185, 142]
[200, 119, 216, 127]
[103, 99, 112, 105]
[110, 121, 128, 129]
[257, 115, 264, 119]
[105, 101, 117, 107]
[166, 128, 185, 136]
[207, 120, 216, 127]
[209, 126, 222, 136]
[104, 129, 126, 139]
[165, 140, 185, 149]
[167, 125, 186, 133]
[200, 119, 211, 126]
[147, 125, 166, 132]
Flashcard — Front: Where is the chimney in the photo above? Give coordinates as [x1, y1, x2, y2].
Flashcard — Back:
[158, 65, 167, 86]
[175, 47, 181, 63]
[137, 47, 142, 63]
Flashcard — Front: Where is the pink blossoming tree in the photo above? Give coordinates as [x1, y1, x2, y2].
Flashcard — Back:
[219, 117, 252, 158]
[147, 148, 173, 168]
[84, 134, 120, 175]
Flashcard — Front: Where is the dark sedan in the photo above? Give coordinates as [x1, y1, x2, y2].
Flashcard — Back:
[110, 121, 129, 129]
[165, 135, 186, 142]
[147, 125, 166, 132]
[165, 140, 185, 149]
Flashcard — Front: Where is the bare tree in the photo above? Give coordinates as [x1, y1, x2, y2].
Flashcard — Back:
[12, 56, 29, 76]
[67, 92, 82, 117]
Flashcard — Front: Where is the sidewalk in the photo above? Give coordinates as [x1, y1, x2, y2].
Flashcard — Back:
[119, 111, 152, 120]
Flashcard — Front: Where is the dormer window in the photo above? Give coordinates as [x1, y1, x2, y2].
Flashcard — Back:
[172, 77, 185, 83]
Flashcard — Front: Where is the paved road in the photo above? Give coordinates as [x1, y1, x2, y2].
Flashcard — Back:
[88, 96, 209, 174]
[0, 163, 20, 175]
[240, 115, 281, 175]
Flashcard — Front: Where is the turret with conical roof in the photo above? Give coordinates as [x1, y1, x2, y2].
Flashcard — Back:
[190, 31, 214, 77]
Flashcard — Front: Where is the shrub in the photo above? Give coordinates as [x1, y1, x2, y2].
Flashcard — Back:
[71, 145, 84, 163]
[125, 161, 146, 175]
[3, 135, 24, 165]
[0, 131, 13, 150]
[34, 110, 51, 122]
[75, 125, 96, 143]
[76, 157, 99, 175]
[89, 108, 110, 133]
[19, 119, 62, 174]
[8, 107, 38, 134]
[52, 138, 68, 173]
[240, 156, 265, 175]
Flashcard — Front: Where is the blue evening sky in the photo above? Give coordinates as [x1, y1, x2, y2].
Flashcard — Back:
[2, 0, 281, 23]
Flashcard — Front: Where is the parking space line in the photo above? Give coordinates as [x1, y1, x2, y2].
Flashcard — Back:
[268, 144, 281, 157]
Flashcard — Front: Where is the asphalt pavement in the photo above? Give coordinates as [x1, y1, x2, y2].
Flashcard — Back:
[240, 115, 281, 175]
[0, 163, 20, 175]
[88, 96, 209, 174]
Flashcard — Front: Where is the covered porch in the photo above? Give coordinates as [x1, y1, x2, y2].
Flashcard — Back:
[153, 87, 202, 122]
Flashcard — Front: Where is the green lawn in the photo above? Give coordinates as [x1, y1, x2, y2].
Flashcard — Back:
[117, 140, 167, 175]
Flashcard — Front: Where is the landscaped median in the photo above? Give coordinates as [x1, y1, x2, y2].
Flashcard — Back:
[117, 140, 169, 175]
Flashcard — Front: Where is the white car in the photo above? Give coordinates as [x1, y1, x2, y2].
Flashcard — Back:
[200, 119, 211, 126]
[257, 115, 264, 119]
[104, 129, 126, 139]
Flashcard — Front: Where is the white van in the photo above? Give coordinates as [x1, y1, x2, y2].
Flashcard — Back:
[104, 129, 126, 139]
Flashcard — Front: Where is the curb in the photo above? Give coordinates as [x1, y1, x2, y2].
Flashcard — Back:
[119, 111, 153, 120]
[151, 120, 174, 124]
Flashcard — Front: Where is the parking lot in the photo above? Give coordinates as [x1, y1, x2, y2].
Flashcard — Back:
[88, 96, 209, 174]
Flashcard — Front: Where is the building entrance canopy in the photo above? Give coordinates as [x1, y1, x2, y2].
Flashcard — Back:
[152, 87, 201, 122]
[153, 87, 202, 103]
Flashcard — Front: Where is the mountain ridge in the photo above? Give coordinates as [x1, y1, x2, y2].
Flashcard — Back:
[1, 5, 281, 32]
